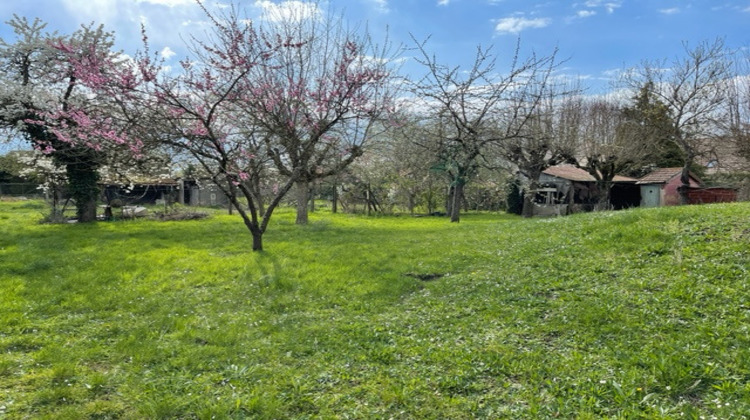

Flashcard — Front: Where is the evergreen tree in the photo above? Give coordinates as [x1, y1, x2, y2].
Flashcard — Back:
[621, 82, 683, 176]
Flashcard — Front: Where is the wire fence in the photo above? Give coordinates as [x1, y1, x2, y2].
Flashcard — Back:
[0, 183, 43, 197]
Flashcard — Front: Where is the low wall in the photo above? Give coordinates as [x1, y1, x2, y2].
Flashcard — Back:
[687, 188, 737, 204]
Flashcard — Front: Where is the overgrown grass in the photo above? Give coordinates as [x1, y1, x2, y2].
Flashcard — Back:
[1, 199, 749, 418]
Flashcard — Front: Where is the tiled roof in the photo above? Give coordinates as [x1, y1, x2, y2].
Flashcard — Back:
[543, 165, 637, 183]
[635, 167, 683, 184]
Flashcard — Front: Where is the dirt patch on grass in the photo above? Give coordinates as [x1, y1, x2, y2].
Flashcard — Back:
[404, 272, 444, 281]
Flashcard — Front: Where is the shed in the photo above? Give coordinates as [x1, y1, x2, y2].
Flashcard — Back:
[183, 179, 230, 207]
[539, 165, 639, 211]
[102, 179, 179, 205]
[636, 168, 702, 207]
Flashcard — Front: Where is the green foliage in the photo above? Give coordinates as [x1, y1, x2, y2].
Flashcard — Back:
[1, 201, 750, 418]
[0, 152, 30, 183]
[622, 82, 684, 175]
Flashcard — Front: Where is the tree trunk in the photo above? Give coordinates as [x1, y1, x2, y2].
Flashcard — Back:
[450, 182, 463, 223]
[309, 183, 315, 213]
[252, 230, 263, 251]
[366, 183, 371, 216]
[295, 180, 309, 225]
[596, 181, 612, 210]
[332, 181, 338, 214]
[445, 185, 454, 217]
[522, 176, 541, 218]
[521, 193, 534, 218]
[66, 161, 99, 222]
[678, 164, 691, 205]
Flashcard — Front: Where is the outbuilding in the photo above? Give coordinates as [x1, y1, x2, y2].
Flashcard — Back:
[636, 167, 702, 207]
[538, 164, 640, 213]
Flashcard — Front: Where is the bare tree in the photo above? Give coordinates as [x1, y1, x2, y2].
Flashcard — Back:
[571, 97, 652, 207]
[626, 39, 732, 203]
[726, 50, 750, 168]
[382, 116, 445, 214]
[409, 39, 560, 222]
[496, 81, 580, 217]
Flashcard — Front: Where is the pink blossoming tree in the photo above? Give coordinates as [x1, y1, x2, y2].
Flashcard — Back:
[135, 2, 397, 249]
[242, 5, 398, 224]
[134, 8, 290, 251]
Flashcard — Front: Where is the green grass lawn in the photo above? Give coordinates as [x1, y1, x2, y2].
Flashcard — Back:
[1, 199, 749, 419]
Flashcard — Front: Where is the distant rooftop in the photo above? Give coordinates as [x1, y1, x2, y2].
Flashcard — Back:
[543, 165, 637, 183]
[636, 167, 685, 185]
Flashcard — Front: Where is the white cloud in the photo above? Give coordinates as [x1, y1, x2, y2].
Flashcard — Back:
[369, 0, 390, 13]
[253, 1, 322, 22]
[438, 0, 450, 5]
[160, 46, 176, 59]
[659, 8, 680, 15]
[604, 2, 621, 13]
[61, 0, 120, 25]
[582, 0, 621, 14]
[495, 16, 551, 34]
[577, 10, 596, 18]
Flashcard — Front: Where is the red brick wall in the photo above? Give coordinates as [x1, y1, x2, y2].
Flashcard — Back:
[687, 188, 737, 204]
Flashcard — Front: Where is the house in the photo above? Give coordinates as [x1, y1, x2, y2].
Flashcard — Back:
[636, 167, 702, 207]
[536, 165, 639, 214]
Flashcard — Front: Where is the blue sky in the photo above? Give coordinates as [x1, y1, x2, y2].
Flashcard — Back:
[0, 0, 748, 94]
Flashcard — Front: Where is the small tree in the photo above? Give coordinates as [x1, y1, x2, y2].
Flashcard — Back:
[380, 117, 445, 214]
[726, 50, 750, 170]
[135, 6, 290, 251]
[244, 4, 398, 224]
[136, 2, 396, 249]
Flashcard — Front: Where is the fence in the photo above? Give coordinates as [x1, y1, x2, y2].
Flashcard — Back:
[687, 187, 738, 204]
[0, 183, 42, 197]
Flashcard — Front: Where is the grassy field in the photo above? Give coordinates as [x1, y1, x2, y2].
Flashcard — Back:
[1, 199, 749, 419]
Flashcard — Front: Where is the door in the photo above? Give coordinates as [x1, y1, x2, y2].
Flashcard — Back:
[640, 185, 660, 207]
